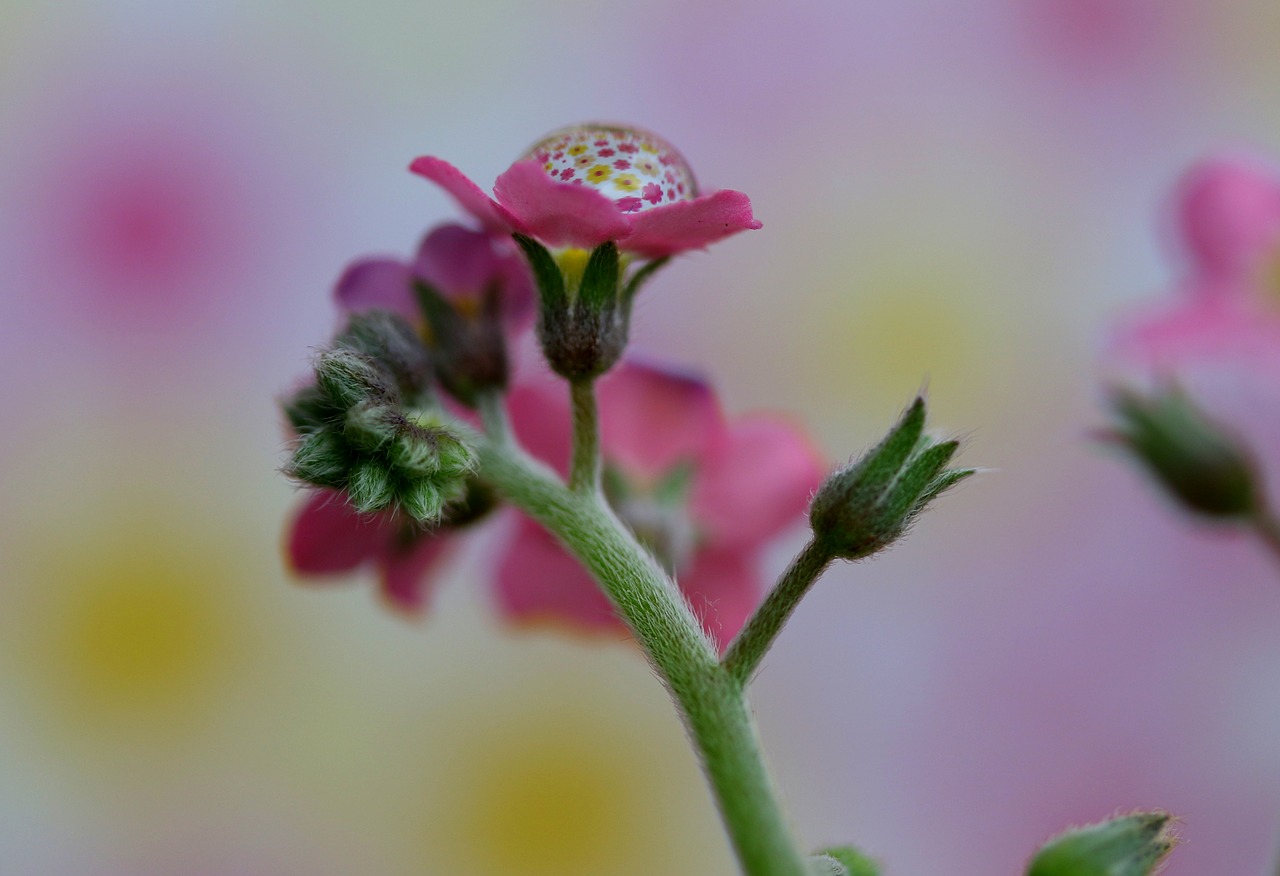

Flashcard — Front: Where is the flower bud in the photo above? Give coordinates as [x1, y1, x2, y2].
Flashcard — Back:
[809, 397, 974, 560]
[808, 845, 881, 876]
[1105, 385, 1260, 520]
[1027, 811, 1178, 876]
[347, 459, 396, 513]
[287, 428, 350, 488]
[335, 309, 434, 404]
[314, 347, 391, 410]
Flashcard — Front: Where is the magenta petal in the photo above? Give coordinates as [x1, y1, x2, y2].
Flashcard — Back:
[1175, 155, 1280, 281]
[1110, 292, 1280, 371]
[379, 532, 453, 615]
[680, 548, 760, 654]
[494, 516, 622, 632]
[598, 359, 726, 479]
[492, 160, 631, 249]
[691, 416, 826, 550]
[409, 156, 515, 235]
[334, 258, 417, 320]
[286, 490, 393, 576]
[413, 224, 501, 298]
[621, 190, 762, 259]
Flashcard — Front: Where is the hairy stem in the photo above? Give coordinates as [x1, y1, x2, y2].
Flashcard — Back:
[723, 539, 835, 685]
[569, 377, 601, 494]
[478, 395, 808, 876]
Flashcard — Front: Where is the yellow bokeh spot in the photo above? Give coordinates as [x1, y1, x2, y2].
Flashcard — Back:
[7, 515, 249, 749]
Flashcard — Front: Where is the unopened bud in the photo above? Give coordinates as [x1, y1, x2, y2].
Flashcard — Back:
[1027, 811, 1178, 876]
[1105, 385, 1260, 520]
[315, 347, 391, 409]
[335, 309, 434, 403]
[347, 459, 396, 513]
[808, 845, 881, 876]
[809, 397, 974, 560]
[345, 400, 402, 452]
[287, 428, 350, 488]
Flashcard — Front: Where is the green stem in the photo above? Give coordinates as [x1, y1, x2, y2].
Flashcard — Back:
[569, 377, 601, 494]
[723, 539, 835, 685]
[478, 396, 808, 876]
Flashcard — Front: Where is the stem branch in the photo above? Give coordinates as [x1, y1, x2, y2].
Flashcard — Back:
[723, 539, 835, 685]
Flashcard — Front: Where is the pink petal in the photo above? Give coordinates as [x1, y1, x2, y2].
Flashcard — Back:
[691, 415, 826, 550]
[286, 489, 394, 576]
[413, 224, 502, 298]
[413, 223, 535, 333]
[492, 160, 632, 249]
[494, 515, 623, 632]
[507, 378, 573, 477]
[1110, 291, 1280, 371]
[334, 257, 418, 320]
[679, 548, 760, 654]
[598, 359, 726, 479]
[1175, 155, 1280, 282]
[378, 531, 454, 615]
[621, 190, 762, 259]
[409, 156, 515, 235]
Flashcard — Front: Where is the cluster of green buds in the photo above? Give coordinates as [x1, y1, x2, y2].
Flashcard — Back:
[284, 310, 478, 521]
[809, 397, 975, 561]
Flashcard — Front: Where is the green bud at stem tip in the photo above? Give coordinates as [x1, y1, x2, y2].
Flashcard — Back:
[809, 396, 974, 561]
[1027, 811, 1179, 876]
[348, 460, 396, 513]
[1104, 384, 1261, 521]
[288, 429, 349, 488]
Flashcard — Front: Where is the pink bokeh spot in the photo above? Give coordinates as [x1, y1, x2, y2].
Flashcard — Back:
[1111, 153, 1280, 371]
[498, 359, 824, 651]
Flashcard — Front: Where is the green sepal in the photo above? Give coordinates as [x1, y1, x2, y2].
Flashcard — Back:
[314, 347, 389, 409]
[345, 400, 401, 452]
[578, 241, 620, 311]
[400, 478, 446, 522]
[1027, 811, 1178, 876]
[621, 255, 670, 307]
[513, 233, 567, 314]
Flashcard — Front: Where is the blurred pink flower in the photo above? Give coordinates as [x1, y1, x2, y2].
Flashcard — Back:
[287, 489, 454, 613]
[409, 124, 761, 259]
[336, 223, 534, 330]
[1112, 154, 1280, 370]
[498, 359, 825, 651]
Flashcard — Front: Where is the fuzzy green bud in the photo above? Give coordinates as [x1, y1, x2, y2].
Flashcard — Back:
[335, 309, 433, 402]
[809, 397, 974, 560]
[314, 347, 390, 409]
[347, 460, 396, 513]
[808, 845, 881, 876]
[1105, 385, 1260, 520]
[345, 400, 402, 452]
[1027, 811, 1178, 876]
[400, 478, 447, 522]
[287, 428, 350, 488]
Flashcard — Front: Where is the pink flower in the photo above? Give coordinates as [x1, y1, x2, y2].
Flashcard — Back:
[335, 223, 533, 330]
[409, 124, 762, 260]
[286, 489, 455, 613]
[1112, 154, 1280, 369]
[496, 359, 826, 651]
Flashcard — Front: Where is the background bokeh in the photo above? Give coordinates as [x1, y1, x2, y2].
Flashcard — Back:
[3, 1, 1280, 873]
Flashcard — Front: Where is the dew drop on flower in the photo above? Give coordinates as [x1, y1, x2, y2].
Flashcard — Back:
[523, 124, 699, 213]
